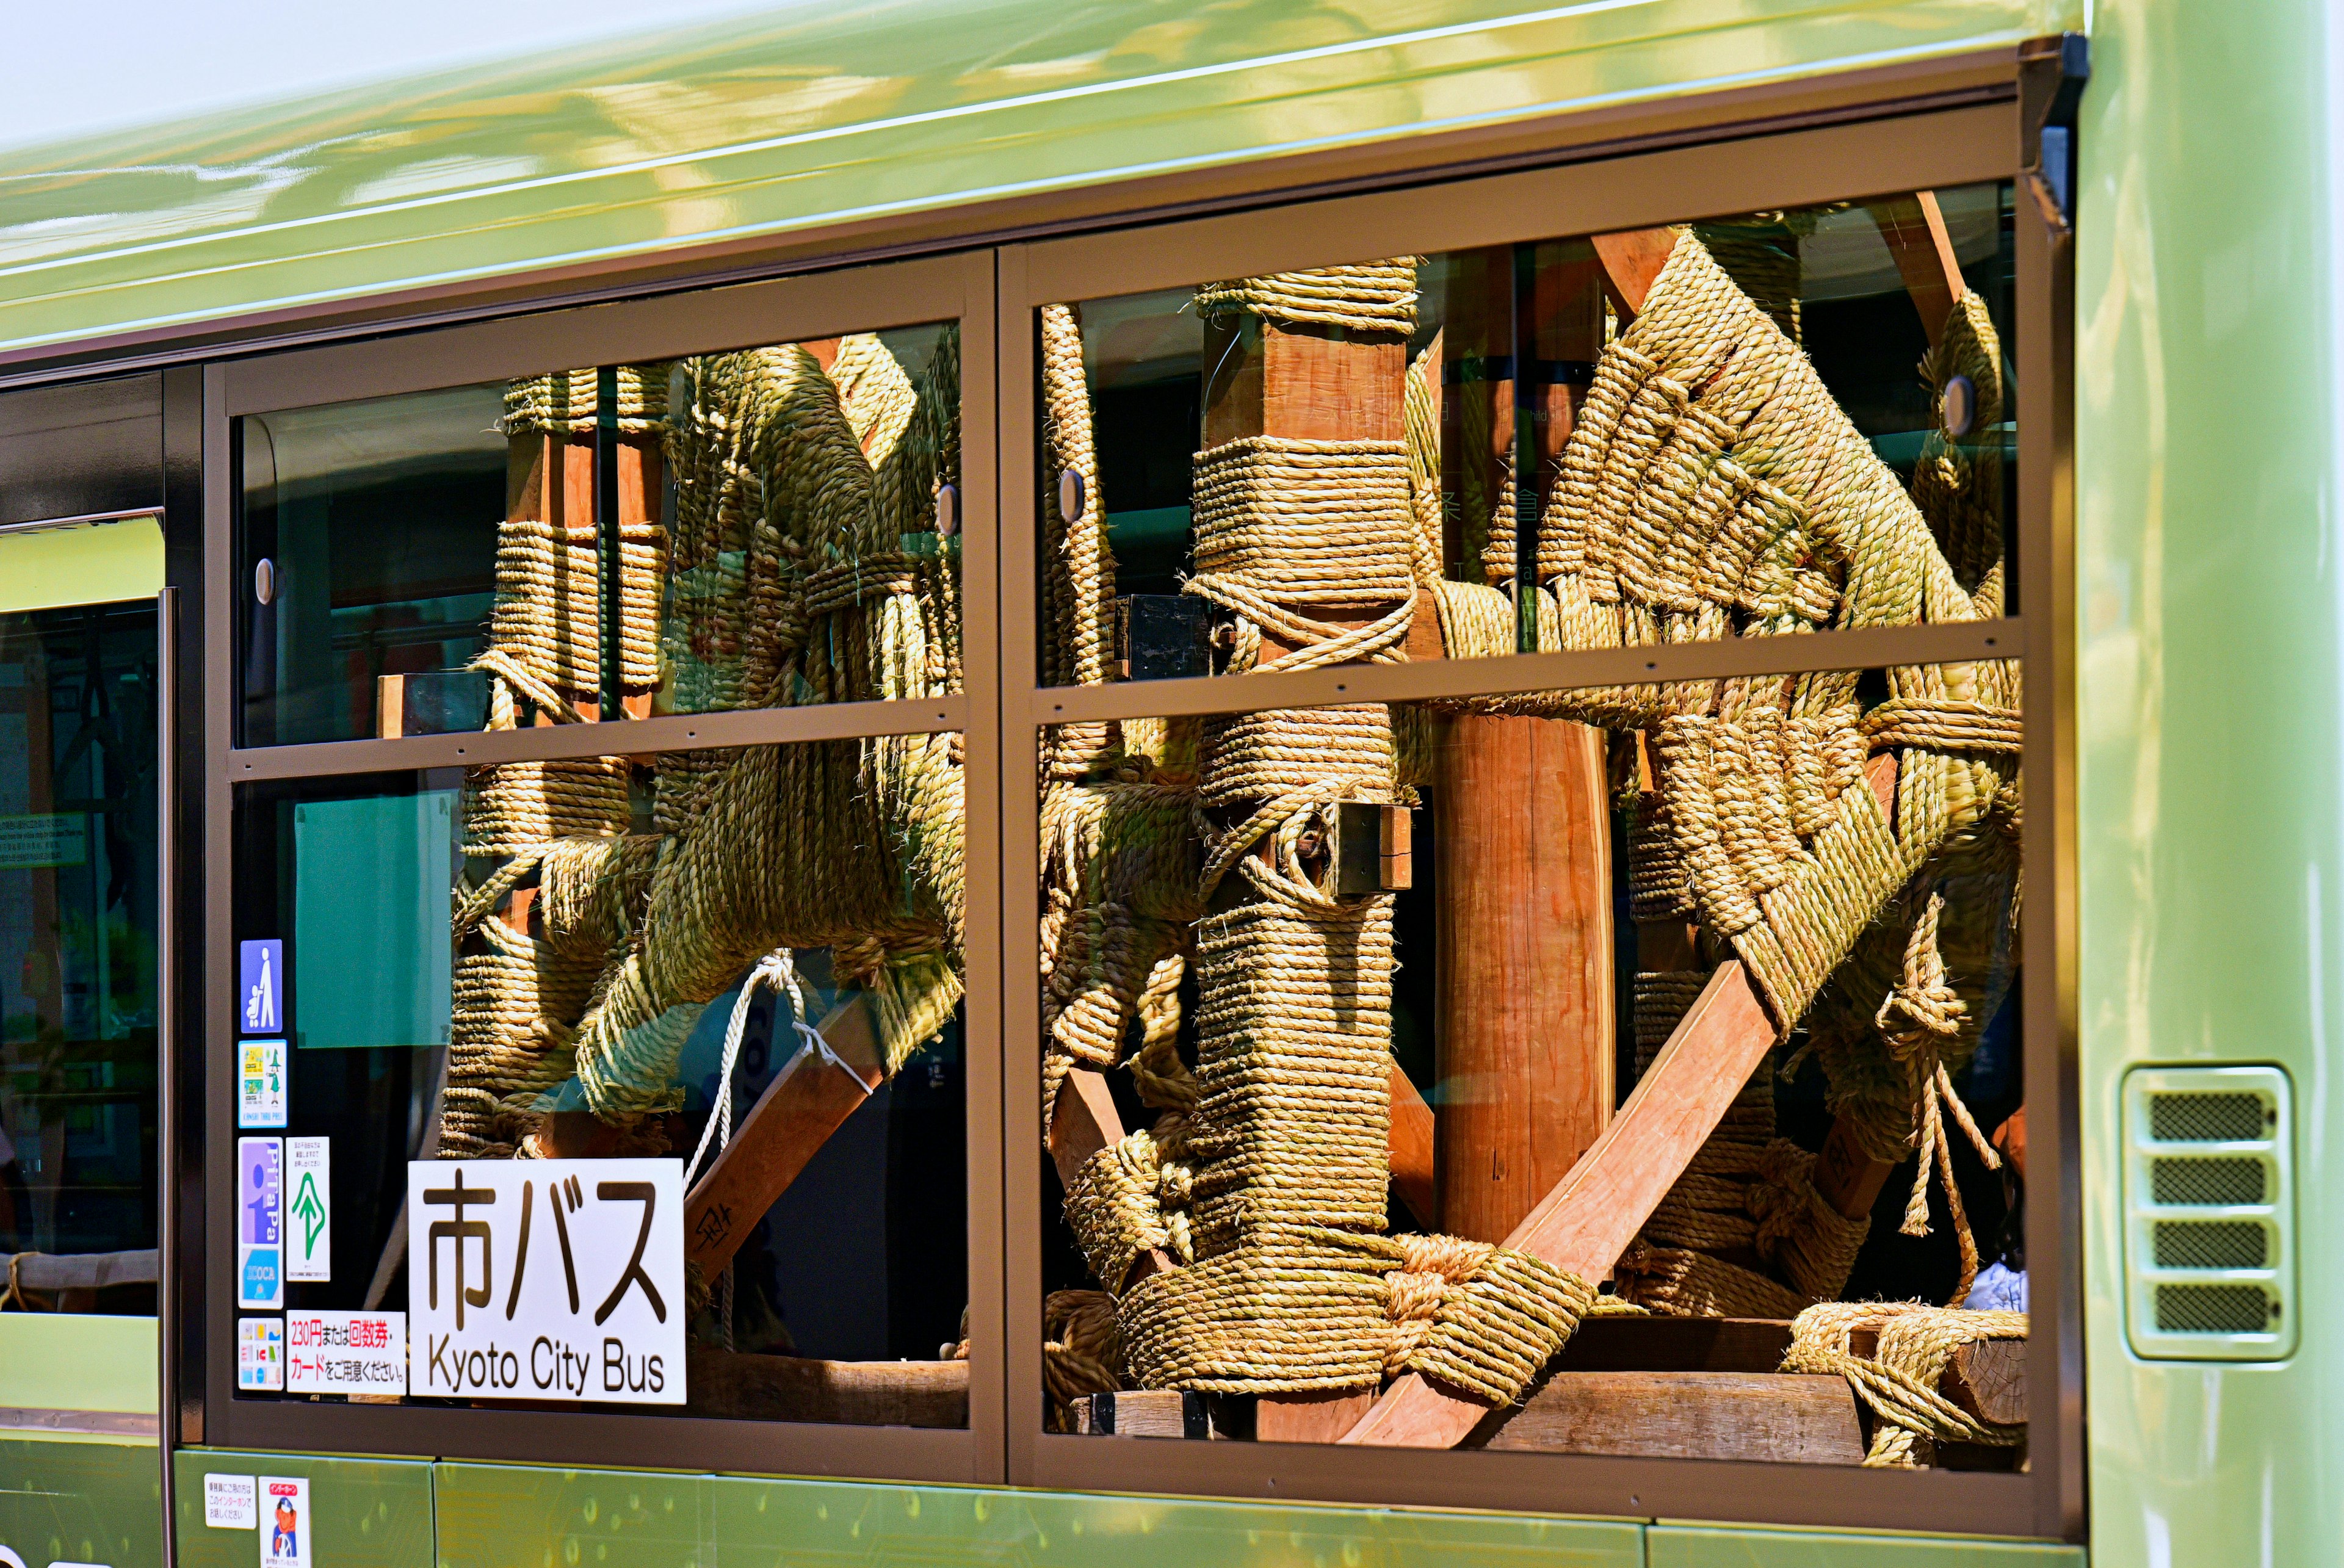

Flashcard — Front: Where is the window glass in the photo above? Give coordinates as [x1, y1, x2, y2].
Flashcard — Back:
[1036, 660, 2025, 1464]
[1039, 183, 2014, 684]
[237, 323, 963, 746]
[230, 731, 969, 1423]
[0, 600, 160, 1311]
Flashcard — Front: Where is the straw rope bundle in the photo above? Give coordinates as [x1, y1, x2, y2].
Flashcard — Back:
[444, 331, 968, 1158]
[1781, 1299, 2027, 1467]
[1048, 264, 1587, 1406]
[1613, 964, 1867, 1318]
[1913, 291, 2008, 613]
[1037, 238, 2024, 1415]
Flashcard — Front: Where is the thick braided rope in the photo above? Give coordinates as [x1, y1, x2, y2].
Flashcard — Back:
[1405, 333, 1447, 588]
[1781, 1301, 2027, 1467]
[1184, 437, 1417, 673]
[441, 917, 599, 1160]
[1912, 292, 2007, 611]
[477, 517, 664, 706]
[1043, 1288, 1127, 1430]
[566, 339, 964, 1117]
[1194, 262, 1421, 334]
[1615, 963, 1864, 1315]
[502, 364, 668, 438]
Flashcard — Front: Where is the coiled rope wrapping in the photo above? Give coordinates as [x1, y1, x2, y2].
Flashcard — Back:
[1912, 292, 2008, 614]
[1781, 1300, 2026, 1467]
[1087, 262, 1585, 1404]
[1615, 966, 1867, 1317]
[1183, 438, 1417, 673]
[444, 332, 968, 1156]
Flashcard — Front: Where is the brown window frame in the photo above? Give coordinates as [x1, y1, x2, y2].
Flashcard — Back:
[189, 250, 1009, 1485]
[146, 41, 2082, 1542]
[997, 95, 2076, 1538]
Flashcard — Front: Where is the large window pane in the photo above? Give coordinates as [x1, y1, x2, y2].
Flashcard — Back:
[1035, 660, 2025, 1465]
[1038, 183, 2014, 685]
[0, 600, 159, 1311]
[230, 729, 969, 1424]
[237, 324, 963, 746]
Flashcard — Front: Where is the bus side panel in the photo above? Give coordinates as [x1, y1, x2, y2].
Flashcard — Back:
[0, 1437, 162, 1568]
[1649, 1526, 2083, 1567]
[2078, 0, 2344, 1563]
[171, 1450, 434, 1568]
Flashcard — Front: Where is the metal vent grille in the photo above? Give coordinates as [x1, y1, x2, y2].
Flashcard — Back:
[2124, 1065, 2294, 1360]
[2153, 1220, 2266, 1270]
[2150, 1157, 2266, 1206]
[2149, 1091, 2266, 1144]
[2155, 1285, 2274, 1335]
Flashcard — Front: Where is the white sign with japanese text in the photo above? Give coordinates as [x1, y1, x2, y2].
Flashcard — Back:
[285, 1138, 331, 1281]
[405, 1158, 684, 1404]
[204, 1473, 257, 1528]
[286, 1310, 406, 1395]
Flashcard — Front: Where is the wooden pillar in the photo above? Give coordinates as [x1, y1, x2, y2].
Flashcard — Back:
[1200, 298, 1408, 1444]
[1434, 244, 1616, 1243]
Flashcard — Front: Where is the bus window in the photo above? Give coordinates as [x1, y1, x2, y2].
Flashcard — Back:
[236, 324, 963, 746]
[0, 598, 161, 1312]
[1040, 182, 2016, 687]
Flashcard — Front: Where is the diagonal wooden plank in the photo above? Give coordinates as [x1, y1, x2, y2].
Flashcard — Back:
[683, 993, 883, 1279]
[1865, 191, 1968, 349]
[1342, 957, 1778, 1448]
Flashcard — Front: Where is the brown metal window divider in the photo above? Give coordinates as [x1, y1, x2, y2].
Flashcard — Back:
[997, 81, 2077, 1539]
[188, 249, 1008, 1484]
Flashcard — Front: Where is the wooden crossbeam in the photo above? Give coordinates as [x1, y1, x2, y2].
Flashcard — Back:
[1866, 192, 1968, 349]
[682, 994, 884, 1279]
[1467, 1371, 1864, 1463]
[1590, 228, 1680, 318]
[1342, 956, 1778, 1447]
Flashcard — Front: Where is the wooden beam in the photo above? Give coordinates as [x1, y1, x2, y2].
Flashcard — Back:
[682, 994, 883, 1279]
[1049, 1066, 1177, 1290]
[1808, 751, 1906, 1224]
[1554, 1315, 1792, 1374]
[1257, 1387, 1381, 1444]
[1466, 1371, 1864, 1463]
[1203, 289, 1413, 1443]
[1590, 228, 1682, 318]
[1434, 247, 1616, 1246]
[1342, 958, 1778, 1448]
[1846, 1327, 2026, 1428]
[684, 1346, 965, 1426]
[1069, 1390, 1217, 1438]
[1866, 192, 1968, 349]
[1387, 1063, 1438, 1228]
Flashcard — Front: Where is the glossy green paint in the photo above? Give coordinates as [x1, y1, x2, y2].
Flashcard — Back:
[1648, 1526, 2082, 1567]
[0, 1312, 157, 1417]
[0, 0, 2080, 359]
[2073, 0, 2341, 1563]
[0, 513, 163, 613]
[172, 1449, 436, 1568]
[0, 1437, 161, 1568]
[433, 1464, 706, 1568]
[430, 1465, 1641, 1568]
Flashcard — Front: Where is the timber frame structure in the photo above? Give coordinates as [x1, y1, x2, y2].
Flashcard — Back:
[146, 39, 2080, 1545]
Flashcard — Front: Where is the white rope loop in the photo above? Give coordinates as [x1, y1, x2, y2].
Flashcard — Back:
[682, 948, 865, 1192]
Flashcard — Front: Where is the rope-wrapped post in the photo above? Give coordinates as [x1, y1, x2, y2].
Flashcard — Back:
[1435, 243, 1618, 1245]
[1151, 267, 1418, 1442]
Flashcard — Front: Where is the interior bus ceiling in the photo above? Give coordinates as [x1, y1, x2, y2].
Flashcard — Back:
[0, 0, 2075, 366]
